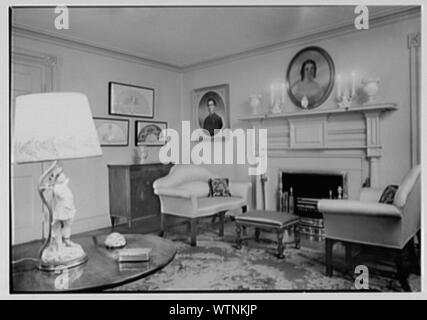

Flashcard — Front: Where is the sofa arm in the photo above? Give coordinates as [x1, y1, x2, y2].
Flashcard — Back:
[318, 199, 402, 219]
[154, 187, 195, 199]
[229, 181, 252, 201]
[359, 188, 383, 202]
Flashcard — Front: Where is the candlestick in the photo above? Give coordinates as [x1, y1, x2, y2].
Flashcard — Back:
[351, 72, 356, 97]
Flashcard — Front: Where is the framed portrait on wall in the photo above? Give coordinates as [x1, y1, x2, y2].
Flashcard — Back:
[109, 81, 155, 118]
[286, 46, 335, 109]
[191, 84, 230, 137]
[135, 120, 167, 146]
[93, 117, 129, 146]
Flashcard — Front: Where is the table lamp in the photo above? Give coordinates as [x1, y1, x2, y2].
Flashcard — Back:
[13, 92, 102, 272]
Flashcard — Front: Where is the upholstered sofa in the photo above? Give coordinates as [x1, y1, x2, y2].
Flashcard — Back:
[153, 164, 251, 246]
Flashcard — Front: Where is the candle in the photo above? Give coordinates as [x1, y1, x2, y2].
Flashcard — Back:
[336, 74, 341, 99]
[351, 72, 356, 97]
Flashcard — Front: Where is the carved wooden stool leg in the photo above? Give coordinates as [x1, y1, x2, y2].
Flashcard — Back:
[190, 219, 197, 247]
[242, 225, 248, 237]
[294, 223, 301, 249]
[255, 228, 261, 242]
[325, 238, 334, 277]
[277, 229, 285, 259]
[241, 206, 248, 236]
[219, 211, 225, 237]
[235, 223, 243, 249]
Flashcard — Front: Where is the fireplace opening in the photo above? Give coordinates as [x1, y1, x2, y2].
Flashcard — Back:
[279, 170, 347, 239]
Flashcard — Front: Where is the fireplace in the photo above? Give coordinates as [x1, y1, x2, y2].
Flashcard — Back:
[279, 170, 348, 239]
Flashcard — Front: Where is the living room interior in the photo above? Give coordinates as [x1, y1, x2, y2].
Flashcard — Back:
[10, 5, 421, 293]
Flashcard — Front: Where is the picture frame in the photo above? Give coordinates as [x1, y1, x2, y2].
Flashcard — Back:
[286, 46, 335, 109]
[93, 117, 129, 146]
[191, 83, 230, 138]
[109, 81, 155, 118]
[135, 120, 168, 146]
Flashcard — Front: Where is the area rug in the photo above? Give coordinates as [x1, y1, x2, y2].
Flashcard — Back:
[111, 219, 420, 292]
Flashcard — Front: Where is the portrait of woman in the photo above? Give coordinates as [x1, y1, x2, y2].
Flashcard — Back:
[287, 46, 335, 109]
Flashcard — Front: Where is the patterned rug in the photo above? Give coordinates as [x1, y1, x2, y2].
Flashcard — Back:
[111, 219, 420, 292]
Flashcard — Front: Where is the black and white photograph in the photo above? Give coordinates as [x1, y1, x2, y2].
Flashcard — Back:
[5, 2, 424, 300]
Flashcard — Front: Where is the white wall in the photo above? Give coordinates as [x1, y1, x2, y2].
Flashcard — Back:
[182, 17, 420, 191]
[12, 35, 182, 234]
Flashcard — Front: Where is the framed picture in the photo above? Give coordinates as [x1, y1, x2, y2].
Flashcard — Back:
[135, 120, 167, 146]
[93, 117, 129, 146]
[286, 46, 335, 109]
[109, 81, 154, 118]
[191, 84, 230, 137]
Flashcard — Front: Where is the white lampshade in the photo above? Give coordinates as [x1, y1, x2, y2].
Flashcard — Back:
[13, 92, 102, 163]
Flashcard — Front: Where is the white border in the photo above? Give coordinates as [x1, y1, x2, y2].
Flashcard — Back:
[2, 0, 425, 300]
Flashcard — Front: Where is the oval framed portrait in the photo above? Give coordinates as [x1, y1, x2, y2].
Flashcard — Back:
[286, 46, 335, 109]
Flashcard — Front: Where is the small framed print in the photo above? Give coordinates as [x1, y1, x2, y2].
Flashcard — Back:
[135, 120, 167, 146]
[109, 81, 154, 118]
[93, 117, 129, 146]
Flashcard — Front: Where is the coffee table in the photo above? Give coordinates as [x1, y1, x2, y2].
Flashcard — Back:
[11, 234, 176, 292]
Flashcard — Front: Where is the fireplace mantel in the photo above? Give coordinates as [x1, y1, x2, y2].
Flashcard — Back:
[239, 102, 397, 188]
[238, 103, 397, 121]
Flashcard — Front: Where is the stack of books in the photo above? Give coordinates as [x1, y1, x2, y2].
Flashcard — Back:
[118, 248, 152, 262]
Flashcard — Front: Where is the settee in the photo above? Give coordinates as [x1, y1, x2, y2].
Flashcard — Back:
[153, 164, 251, 246]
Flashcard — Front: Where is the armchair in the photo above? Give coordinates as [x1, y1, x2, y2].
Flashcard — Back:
[153, 164, 251, 246]
[318, 165, 420, 291]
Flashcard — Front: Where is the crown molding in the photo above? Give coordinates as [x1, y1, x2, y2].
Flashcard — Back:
[11, 6, 420, 74]
[181, 6, 421, 72]
[11, 24, 182, 73]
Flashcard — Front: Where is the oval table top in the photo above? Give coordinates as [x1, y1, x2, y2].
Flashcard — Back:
[11, 234, 177, 293]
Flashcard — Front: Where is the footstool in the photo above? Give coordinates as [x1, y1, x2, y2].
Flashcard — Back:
[234, 210, 301, 259]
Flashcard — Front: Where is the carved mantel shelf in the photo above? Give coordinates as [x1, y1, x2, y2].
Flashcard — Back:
[238, 103, 397, 121]
[239, 102, 397, 188]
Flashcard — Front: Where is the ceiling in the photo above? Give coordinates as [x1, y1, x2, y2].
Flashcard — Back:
[12, 6, 413, 69]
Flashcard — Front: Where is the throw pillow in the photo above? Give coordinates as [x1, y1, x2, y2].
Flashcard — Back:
[379, 185, 399, 204]
[208, 178, 231, 197]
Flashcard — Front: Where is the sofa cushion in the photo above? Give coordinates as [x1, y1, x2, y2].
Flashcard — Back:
[208, 178, 231, 197]
[176, 181, 210, 198]
[197, 197, 246, 215]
